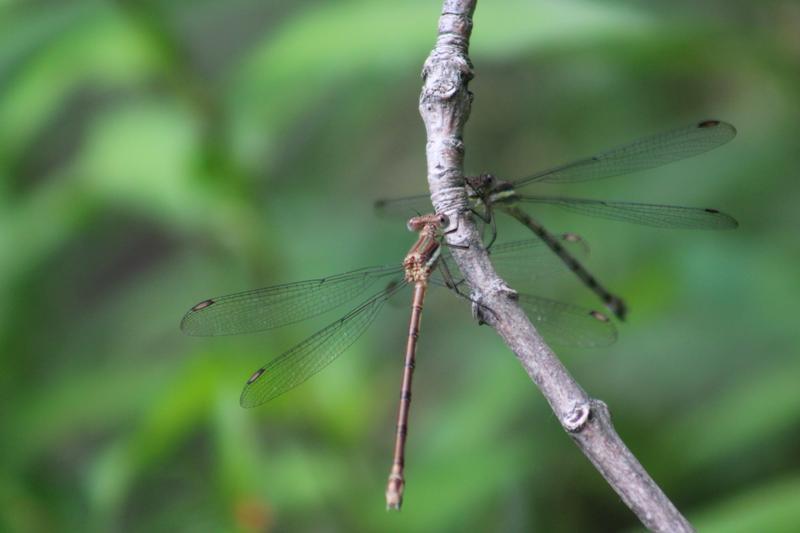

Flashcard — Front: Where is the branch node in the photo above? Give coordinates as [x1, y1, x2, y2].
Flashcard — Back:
[470, 292, 488, 325]
[471, 279, 515, 325]
[496, 281, 517, 300]
[563, 401, 592, 433]
[591, 398, 610, 420]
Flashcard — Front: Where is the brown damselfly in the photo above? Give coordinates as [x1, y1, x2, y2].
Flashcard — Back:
[375, 120, 739, 320]
[181, 216, 616, 509]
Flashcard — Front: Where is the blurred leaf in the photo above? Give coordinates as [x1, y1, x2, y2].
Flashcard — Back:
[693, 476, 800, 533]
[0, 3, 160, 167]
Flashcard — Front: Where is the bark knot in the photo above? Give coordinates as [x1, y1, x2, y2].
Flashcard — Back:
[564, 402, 592, 432]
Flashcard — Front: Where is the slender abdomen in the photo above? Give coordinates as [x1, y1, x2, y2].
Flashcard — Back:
[502, 205, 627, 320]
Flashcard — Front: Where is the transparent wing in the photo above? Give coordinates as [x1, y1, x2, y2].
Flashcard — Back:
[373, 194, 434, 219]
[240, 283, 403, 407]
[514, 120, 736, 187]
[431, 241, 614, 347]
[181, 265, 402, 336]
[518, 294, 617, 348]
[433, 237, 591, 291]
[426, 274, 617, 347]
[485, 236, 589, 281]
[513, 196, 738, 229]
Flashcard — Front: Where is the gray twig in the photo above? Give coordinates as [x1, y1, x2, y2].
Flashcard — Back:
[418, 1, 694, 531]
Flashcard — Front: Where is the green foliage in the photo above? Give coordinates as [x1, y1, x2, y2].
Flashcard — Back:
[1, 0, 797, 531]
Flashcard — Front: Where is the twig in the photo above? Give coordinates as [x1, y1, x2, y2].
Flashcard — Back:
[418, 1, 694, 531]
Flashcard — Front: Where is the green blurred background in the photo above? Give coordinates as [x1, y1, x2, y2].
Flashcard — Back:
[2, 0, 798, 531]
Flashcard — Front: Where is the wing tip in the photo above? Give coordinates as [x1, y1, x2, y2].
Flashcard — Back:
[707, 208, 739, 229]
[180, 298, 217, 335]
[240, 376, 274, 409]
[239, 384, 262, 408]
[239, 394, 257, 408]
[179, 313, 195, 335]
[179, 314, 213, 336]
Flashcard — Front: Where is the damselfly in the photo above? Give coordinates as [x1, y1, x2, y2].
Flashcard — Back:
[375, 120, 739, 319]
[181, 217, 615, 509]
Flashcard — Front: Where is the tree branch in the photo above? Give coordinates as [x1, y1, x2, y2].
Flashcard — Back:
[418, 2, 694, 531]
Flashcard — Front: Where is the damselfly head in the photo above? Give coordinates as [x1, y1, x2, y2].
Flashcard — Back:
[407, 216, 425, 232]
[465, 173, 495, 195]
[407, 213, 448, 232]
[490, 178, 514, 194]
